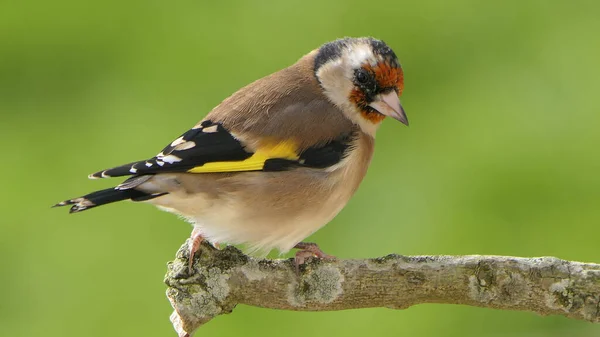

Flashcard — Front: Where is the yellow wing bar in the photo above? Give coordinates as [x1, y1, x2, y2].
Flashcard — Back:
[187, 140, 299, 173]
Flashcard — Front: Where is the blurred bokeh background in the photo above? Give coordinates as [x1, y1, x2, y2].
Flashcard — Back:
[1, 0, 599, 336]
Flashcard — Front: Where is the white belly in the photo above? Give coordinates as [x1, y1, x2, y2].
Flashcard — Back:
[197, 189, 349, 255]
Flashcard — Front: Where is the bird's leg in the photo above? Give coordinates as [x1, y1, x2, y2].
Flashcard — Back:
[188, 228, 204, 273]
[293, 242, 336, 274]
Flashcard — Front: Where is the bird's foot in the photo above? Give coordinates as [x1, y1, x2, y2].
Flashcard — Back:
[188, 230, 204, 274]
[293, 242, 336, 274]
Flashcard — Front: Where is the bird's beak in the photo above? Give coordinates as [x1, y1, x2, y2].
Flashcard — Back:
[368, 92, 408, 126]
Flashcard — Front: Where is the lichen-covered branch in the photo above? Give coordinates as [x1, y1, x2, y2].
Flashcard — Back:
[165, 241, 600, 337]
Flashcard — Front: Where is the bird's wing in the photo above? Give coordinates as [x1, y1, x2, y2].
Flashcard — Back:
[89, 120, 355, 179]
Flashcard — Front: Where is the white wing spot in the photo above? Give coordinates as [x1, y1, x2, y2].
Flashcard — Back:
[145, 162, 153, 167]
[129, 167, 138, 174]
[101, 171, 110, 178]
[174, 141, 195, 151]
[162, 154, 182, 164]
[170, 137, 185, 147]
[202, 125, 219, 133]
[157, 161, 165, 166]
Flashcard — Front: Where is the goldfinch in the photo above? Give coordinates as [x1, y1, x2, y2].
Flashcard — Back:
[55, 37, 408, 271]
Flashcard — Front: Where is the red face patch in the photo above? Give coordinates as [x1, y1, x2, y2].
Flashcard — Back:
[364, 62, 404, 94]
[360, 109, 387, 123]
[348, 61, 404, 124]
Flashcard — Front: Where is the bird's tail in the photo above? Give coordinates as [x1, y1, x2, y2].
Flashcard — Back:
[53, 187, 166, 213]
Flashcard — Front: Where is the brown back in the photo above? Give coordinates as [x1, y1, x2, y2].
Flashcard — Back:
[204, 52, 356, 151]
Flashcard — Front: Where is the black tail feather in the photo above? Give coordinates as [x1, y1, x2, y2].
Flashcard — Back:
[53, 187, 166, 213]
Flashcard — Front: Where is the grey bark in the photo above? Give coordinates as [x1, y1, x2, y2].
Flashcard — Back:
[165, 241, 600, 337]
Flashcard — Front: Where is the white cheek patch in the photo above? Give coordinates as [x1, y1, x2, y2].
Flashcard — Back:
[316, 60, 353, 111]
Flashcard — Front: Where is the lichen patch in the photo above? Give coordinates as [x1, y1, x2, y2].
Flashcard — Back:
[288, 264, 344, 306]
[468, 275, 494, 303]
[546, 279, 572, 311]
[205, 267, 231, 302]
[240, 260, 268, 281]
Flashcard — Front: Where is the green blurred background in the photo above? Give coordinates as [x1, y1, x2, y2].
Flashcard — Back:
[1, 0, 599, 336]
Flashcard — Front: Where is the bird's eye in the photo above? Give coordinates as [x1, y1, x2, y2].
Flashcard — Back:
[356, 70, 369, 84]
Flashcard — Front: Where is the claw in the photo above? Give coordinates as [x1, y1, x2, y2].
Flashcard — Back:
[293, 242, 336, 274]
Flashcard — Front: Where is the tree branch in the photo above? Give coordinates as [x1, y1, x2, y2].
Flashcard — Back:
[164, 241, 600, 337]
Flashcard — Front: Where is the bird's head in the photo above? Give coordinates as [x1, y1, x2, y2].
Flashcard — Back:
[314, 37, 407, 135]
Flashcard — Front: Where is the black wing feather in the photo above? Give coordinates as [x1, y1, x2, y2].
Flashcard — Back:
[90, 121, 251, 178]
[263, 133, 355, 171]
[90, 121, 356, 179]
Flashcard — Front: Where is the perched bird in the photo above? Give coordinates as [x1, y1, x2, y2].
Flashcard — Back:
[55, 37, 408, 271]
